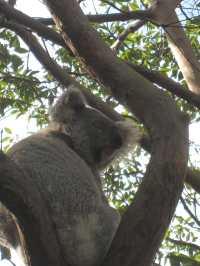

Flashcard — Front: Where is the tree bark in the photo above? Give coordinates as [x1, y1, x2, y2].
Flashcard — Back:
[128, 62, 200, 109]
[140, 136, 200, 194]
[150, 0, 200, 94]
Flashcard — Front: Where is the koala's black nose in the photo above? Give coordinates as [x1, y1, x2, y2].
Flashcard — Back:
[112, 131, 122, 149]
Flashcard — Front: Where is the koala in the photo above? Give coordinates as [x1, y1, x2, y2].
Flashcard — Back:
[3, 87, 140, 266]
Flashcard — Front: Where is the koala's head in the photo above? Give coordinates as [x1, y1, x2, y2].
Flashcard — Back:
[49, 87, 140, 170]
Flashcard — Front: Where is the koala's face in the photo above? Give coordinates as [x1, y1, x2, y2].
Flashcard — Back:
[72, 105, 123, 169]
[50, 88, 123, 170]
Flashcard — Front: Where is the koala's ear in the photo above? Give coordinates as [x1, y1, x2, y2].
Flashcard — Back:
[65, 88, 86, 111]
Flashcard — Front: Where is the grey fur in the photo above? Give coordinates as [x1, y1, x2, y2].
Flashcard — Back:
[2, 87, 140, 266]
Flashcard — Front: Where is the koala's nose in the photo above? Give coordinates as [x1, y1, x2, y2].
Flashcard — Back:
[112, 131, 122, 149]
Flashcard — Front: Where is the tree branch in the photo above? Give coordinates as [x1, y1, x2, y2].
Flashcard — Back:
[88, 10, 151, 23]
[167, 237, 200, 250]
[34, 10, 151, 25]
[149, 0, 200, 94]
[127, 62, 200, 109]
[140, 136, 200, 194]
[180, 197, 200, 227]
[112, 20, 145, 51]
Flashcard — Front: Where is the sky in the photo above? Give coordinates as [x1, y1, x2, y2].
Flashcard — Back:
[16, 0, 50, 17]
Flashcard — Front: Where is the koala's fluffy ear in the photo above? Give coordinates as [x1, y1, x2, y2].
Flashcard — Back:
[65, 88, 87, 111]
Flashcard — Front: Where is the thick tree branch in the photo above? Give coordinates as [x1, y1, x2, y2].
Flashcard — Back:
[140, 136, 200, 194]
[43, 1, 188, 266]
[149, 1, 200, 94]
[128, 62, 200, 109]
[149, 0, 181, 20]
[87, 11, 151, 23]
[33, 17, 54, 25]
[166, 13, 200, 95]
[35, 10, 151, 25]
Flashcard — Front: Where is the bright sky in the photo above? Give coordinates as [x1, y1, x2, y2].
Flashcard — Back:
[16, 0, 50, 17]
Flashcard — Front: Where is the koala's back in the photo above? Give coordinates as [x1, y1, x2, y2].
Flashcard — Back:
[7, 132, 120, 266]
[8, 132, 101, 210]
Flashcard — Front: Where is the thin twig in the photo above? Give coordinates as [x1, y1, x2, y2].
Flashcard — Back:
[112, 20, 145, 51]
